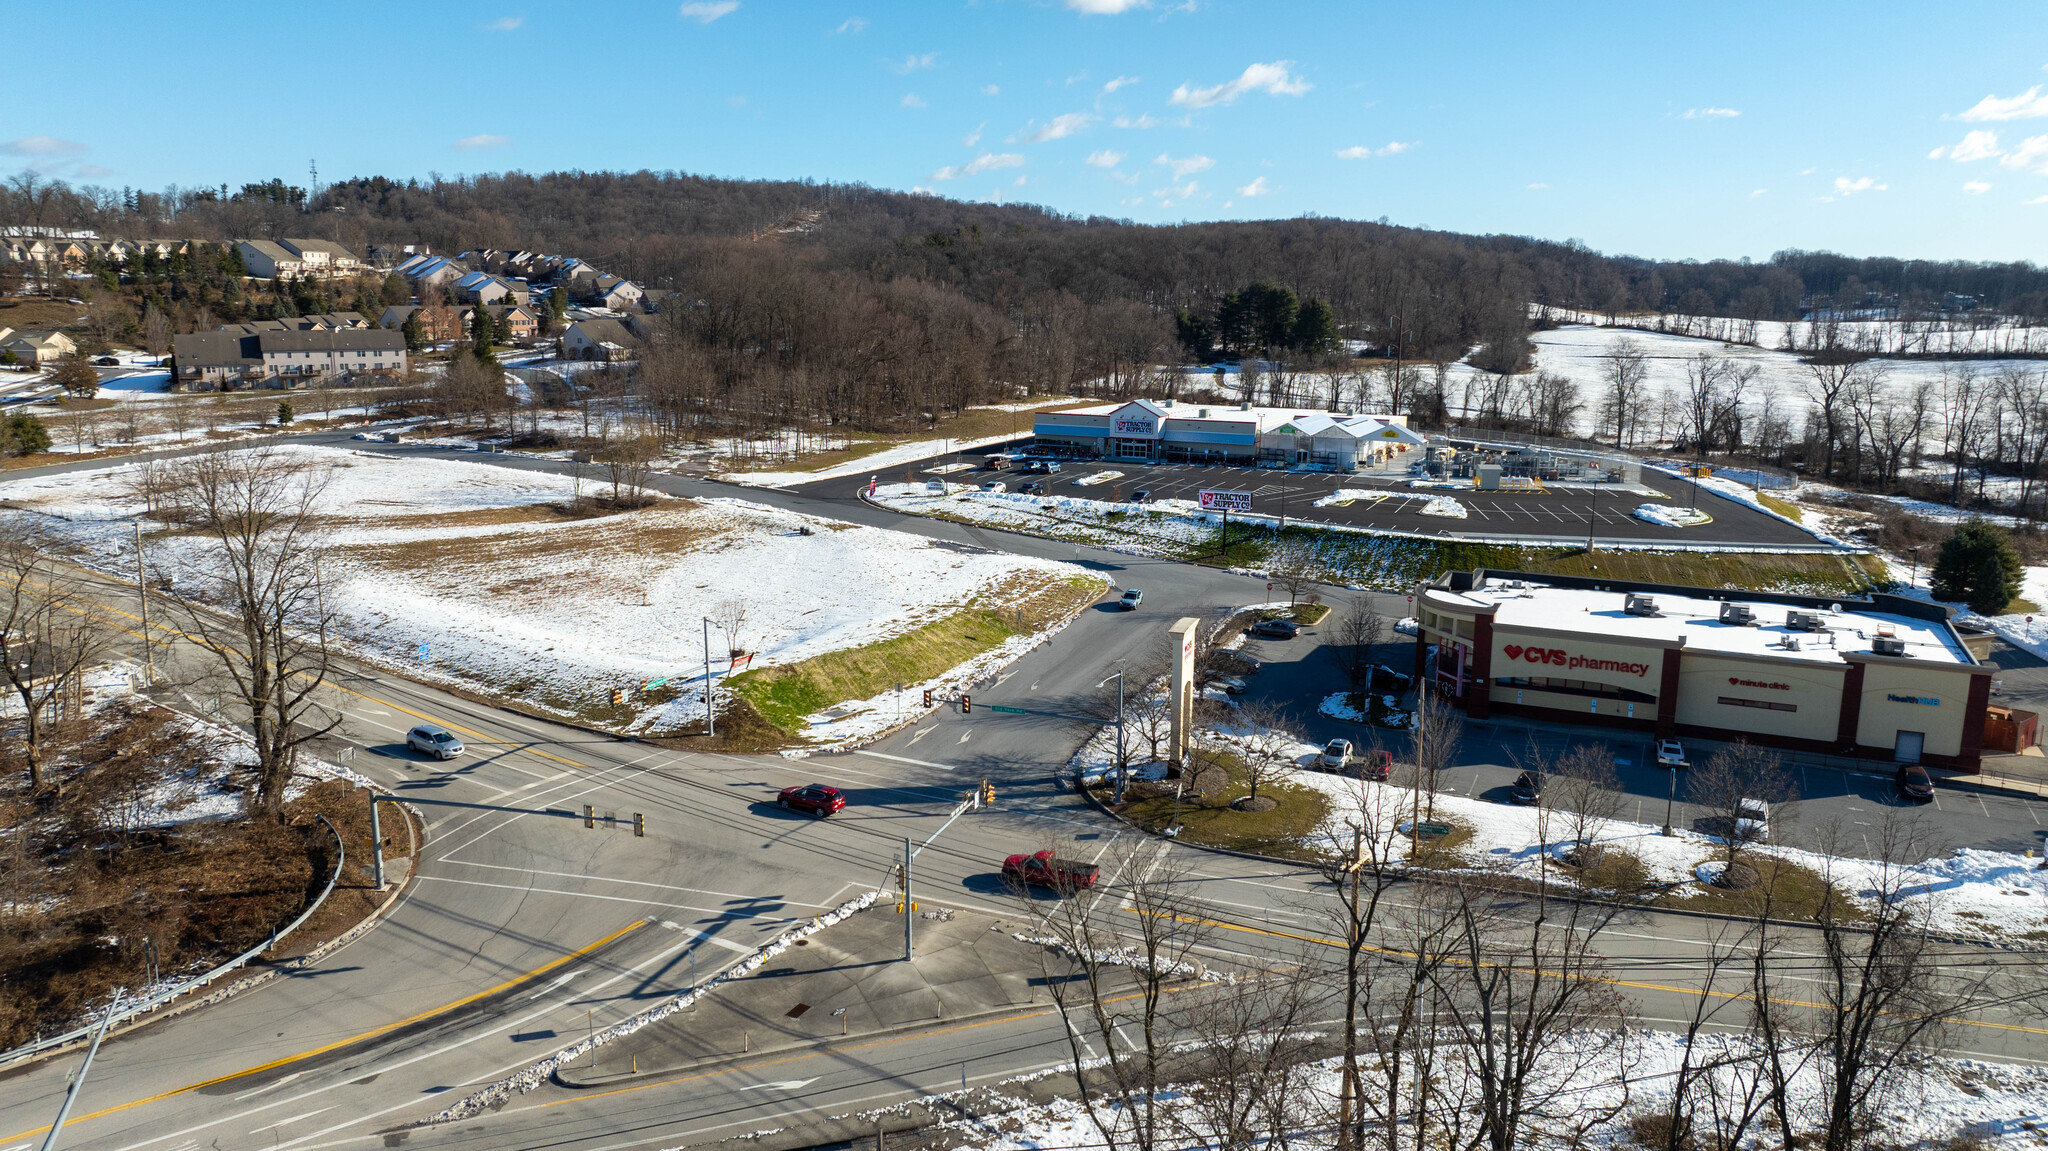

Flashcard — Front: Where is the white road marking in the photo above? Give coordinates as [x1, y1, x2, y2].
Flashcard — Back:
[738, 1078, 819, 1091]
[994, 672, 1014, 687]
[1030, 681, 1040, 692]
[907, 727, 931, 746]
[248, 1107, 332, 1135]
[232, 1071, 304, 1101]
[852, 750, 958, 773]
[958, 730, 973, 744]
[525, 968, 587, 999]
[413, 875, 814, 918]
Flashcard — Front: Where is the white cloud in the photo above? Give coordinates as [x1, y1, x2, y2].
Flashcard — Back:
[2030, 194, 2048, 205]
[1949, 129, 2004, 162]
[1154, 180, 1199, 204]
[1067, 0, 1147, 11]
[1682, 106, 1740, 119]
[1237, 176, 1273, 197]
[2004, 134, 2048, 174]
[1102, 75, 1139, 94]
[0, 136, 87, 157]
[1336, 141, 1413, 158]
[1929, 145, 1949, 159]
[1956, 86, 2048, 122]
[1526, 182, 1548, 189]
[963, 123, 985, 147]
[1014, 175, 1028, 186]
[1085, 149, 1125, 168]
[893, 52, 939, 74]
[982, 84, 1000, 96]
[1022, 113, 1094, 142]
[74, 165, 112, 178]
[1749, 188, 1767, 198]
[930, 152, 1025, 180]
[1113, 113, 1161, 129]
[1963, 180, 1993, 194]
[679, 1, 738, 22]
[1799, 166, 1816, 175]
[487, 15, 524, 30]
[1168, 61, 1310, 110]
[1824, 175, 1887, 200]
[1153, 153, 1213, 177]
[910, 185, 938, 195]
[900, 93, 927, 108]
[1109, 170, 1139, 185]
[453, 134, 510, 151]
[836, 16, 866, 32]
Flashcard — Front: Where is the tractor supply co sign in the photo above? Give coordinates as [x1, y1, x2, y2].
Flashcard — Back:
[1113, 416, 1157, 436]
[1198, 489, 1254, 512]
[1500, 643, 1652, 679]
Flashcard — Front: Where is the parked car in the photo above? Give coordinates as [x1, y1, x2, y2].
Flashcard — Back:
[94, 356, 120, 366]
[1734, 798, 1771, 841]
[1019, 481, 1047, 495]
[1361, 749, 1394, 781]
[1210, 674, 1248, 695]
[1250, 618, 1301, 639]
[1895, 763, 1935, 803]
[1132, 489, 1152, 503]
[1119, 588, 1144, 610]
[407, 723, 466, 761]
[1656, 739, 1688, 767]
[980, 481, 1007, 493]
[778, 783, 847, 817]
[1366, 665, 1411, 692]
[1393, 617, 1419, 636]
[1021, 460, 1048, 474]
[1508, 770, 1545, 805]
[1212, 650, 1263, 676]
[1319, 739, 1353, 770]
[1002, 850, 1099, 892]
[1042, 461, 1062, 473]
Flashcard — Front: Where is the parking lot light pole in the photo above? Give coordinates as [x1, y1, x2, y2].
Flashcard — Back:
[1662, 764, 1681, 836]
[1099, 669, 1126, 803]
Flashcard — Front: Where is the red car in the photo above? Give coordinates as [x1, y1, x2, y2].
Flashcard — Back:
[777, 784, 846, 817]
[1361, 749, 1394, 781]
[1002, 850, 1100, 892]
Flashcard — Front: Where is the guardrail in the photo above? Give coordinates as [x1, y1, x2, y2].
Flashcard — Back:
[0, 813, 345, 1069]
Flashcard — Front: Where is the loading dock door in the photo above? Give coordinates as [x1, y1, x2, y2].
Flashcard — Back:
[1894, 731, 1924, 764]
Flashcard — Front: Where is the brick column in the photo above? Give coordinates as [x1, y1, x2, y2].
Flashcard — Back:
[1836, 661, 1866, 751]
[1467, 615, 1493, 720]
[1655, 647, 1681, 737]
[1957, 672, 1992, 772]
[1412, 628, 1428, 690]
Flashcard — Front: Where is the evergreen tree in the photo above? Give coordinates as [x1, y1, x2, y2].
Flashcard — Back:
[277, 400, 294, 425]
[4, 413, 51, 455]
[1290, 297, 1338, 353]
[1931, 520, 2023, 615]
[50, 353, 101, 399]
[548, 286, 568, 327]
[471, 306, 496, 348]
[401, 312, 424, 352]
[1173, 307, 1213, 360]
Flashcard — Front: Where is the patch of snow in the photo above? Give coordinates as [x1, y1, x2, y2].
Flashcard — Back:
[1632, 502, 1712, 528]
[1418, 496, 1467, 519]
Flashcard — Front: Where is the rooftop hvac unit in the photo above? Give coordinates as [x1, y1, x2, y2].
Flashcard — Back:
[1624, 594, 1661, 617]
[1872, 636, 1909, 656]
[1718, 602, 1756, 625]
[1786, 611, 1824, 631]
[1781, 635, 1802, 650]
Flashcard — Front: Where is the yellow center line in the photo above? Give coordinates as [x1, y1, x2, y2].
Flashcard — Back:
[0, 919, 650, 1145]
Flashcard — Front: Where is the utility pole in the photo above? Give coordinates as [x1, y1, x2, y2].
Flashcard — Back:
[1098, 669, 1127, 803]
[902, 836, 914, 961]
[132, 522, 151, 681]
[41, 989, 122, 1151]
[1662, 764, 1681, 837]
[369, 795, 385, 889]
[702, 617, 715, 738]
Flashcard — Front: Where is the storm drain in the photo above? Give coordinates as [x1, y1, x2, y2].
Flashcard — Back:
[786, 1003, 812, 1018]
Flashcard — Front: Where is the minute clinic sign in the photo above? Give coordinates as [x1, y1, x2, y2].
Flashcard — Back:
[1728, 676, 1791, 691]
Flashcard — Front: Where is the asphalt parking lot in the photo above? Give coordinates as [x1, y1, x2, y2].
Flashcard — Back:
[809, 444, 1823, 547]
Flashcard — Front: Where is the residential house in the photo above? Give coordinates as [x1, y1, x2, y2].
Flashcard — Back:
[399, 255, 468, 297]
[219, 312, 369, 335]
[279, 239, 360, 272]
[452, 271, 514, 306]
[591, 277, 644, 311]
[484, 303, 540, 344]
[376, 303, 464, 343]
[4, 330, 78, 367]
[236, 240, 305, 279]
[559, 317, 640, 361]
[174, 328, 407, 389]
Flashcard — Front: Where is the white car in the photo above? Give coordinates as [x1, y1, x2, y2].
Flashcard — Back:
[980, 481, 1006, 493]
[1319, 739, 1353, 770]
[1393, 617, 1419, 636]
[1210, 675, 1247, 695]
[1656, 739, 1688, 767]
[1734, 798, 1770, 841]
[1118, 588, 1144, 610]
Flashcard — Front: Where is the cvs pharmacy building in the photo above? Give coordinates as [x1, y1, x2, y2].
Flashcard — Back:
[1413, 570, 1994, 771]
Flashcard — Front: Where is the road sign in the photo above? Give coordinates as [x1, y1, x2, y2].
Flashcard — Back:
[416, 643, 430, 660]
[989, 705, 1025, 714]
[642, 677, 669, 690]
[1198, 489, 1254, 512]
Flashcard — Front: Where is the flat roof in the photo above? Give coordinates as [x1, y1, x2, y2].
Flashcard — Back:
[1044, 402, 1405, 434]
[1460, 580, 1971, 666]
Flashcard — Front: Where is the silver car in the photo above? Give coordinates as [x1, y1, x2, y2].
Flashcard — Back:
[408, 723, 466, 760]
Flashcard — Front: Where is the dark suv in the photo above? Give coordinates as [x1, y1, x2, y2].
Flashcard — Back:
[1895, 763, 1934, 803]
[1508, 771, 1545, 805]
[778, 783, 847, 817]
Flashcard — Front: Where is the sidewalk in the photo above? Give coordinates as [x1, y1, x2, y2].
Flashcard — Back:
[555, 901, 1049, 1086]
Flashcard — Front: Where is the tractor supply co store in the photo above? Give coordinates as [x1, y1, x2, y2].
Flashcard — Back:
[1031, 399, 1423, 467]
[1413, 571, 1994, 772]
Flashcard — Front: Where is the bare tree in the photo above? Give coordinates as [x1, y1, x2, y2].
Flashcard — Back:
[1407, 687, 1462, 824]
[712, 596, 750, 658]
[1598, 336, 1649, 447]
[1264, 537, 1320, 605]
[170, 449, 341, 819]
[1545, 742, 1625, 863]
[600, 440, 659, 507]
[141, 303, 172, 363]
[1331, 595, 1386, 689]
[1169, 961, 1324, 1151]
[0, 525, 112, 792]
[1312, 768, 1412, 1151]
[1688, 739, 1795, 869]
[1209, 696, 1302, 806]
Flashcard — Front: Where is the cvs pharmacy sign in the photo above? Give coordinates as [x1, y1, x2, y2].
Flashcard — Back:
[1501, 643, 1651, 679]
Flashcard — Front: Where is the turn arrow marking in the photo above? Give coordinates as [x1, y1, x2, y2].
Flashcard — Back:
[738, 1078, 819, 1092]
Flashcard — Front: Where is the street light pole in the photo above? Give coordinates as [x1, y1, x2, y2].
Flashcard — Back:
[1662, 765, 1680, 837]
[132, 522, 152, 681]
[702, 617, 716, 739]
[41, 989, 122, 1151]
[1098, 669, 1127, 803]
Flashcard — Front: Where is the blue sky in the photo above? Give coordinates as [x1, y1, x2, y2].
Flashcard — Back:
[6, 1, 2047, 262]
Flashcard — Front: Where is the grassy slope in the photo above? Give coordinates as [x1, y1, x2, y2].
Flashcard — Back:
[724, 401, 1098, 475]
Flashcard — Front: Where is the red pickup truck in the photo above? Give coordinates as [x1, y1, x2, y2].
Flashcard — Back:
[1002, 850, 1100, 892]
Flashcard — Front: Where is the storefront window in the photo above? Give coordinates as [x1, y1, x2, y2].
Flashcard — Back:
[1495, 675, 1654, 704]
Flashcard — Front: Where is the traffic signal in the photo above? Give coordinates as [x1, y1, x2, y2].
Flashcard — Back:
[610, 687, 624, 707]
[923, 688, 933, 707]
[961, 694, 972, 713]
[981, 780, 996, 805]
[633, 812, 645, 837]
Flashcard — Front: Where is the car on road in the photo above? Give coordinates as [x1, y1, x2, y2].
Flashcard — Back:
[778, 783, 847, 817]
[1734, 798, 1771, 841]
[980, 481, 1007, 493]
[1508, 770, 1545, 805]
[407, 723, 465, 760]
[1119, 588, 1144, 610]
[1002, 849, 1099, 892]
[1019, 481, 1047, 495]
[1249, 618, 1301, 639]
[1656, 739, 1688, 767]
[1319, 739, 1353, 770]
[94, 356, 121, 366]
[1360, 749, 1394, 781]
[1896, 763, 1935, 803]
[1131, 489, 1152, 503]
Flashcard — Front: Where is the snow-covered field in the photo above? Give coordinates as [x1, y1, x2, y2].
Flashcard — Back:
[0, 446, 1087, 735]
[723, 398, 1083, 488]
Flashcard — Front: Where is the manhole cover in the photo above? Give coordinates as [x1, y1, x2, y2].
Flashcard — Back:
[793, 938, 810, 946]
[786, 1003, 812, 1018]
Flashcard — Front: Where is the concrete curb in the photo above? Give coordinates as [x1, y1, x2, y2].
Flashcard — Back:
[1069, 765, 2048, 953]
